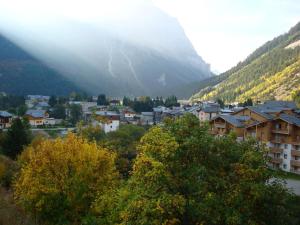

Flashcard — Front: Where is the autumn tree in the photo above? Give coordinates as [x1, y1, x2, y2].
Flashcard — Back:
[93, 114, 297, 225]
[14, 134, 119, 225]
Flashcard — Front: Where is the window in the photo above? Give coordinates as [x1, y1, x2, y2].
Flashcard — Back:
[283, 164, 287, 169]
[284, 144, 288, 149]
[284, 154, 287, 159]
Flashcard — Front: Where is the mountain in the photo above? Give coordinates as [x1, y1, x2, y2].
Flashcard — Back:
[191, 22, 300, 103]
[0, 35, 82, 96]
[0, 3, 211, 97]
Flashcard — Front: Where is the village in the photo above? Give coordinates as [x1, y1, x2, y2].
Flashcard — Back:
[1, 94, 300, 175]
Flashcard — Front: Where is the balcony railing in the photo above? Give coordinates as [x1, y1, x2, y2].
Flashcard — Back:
[269, 147, 283, 154]
[271, 139, 283, 144]
[290, 160, 300, 167]
[270, 158, 283, 164]
[291, 150, 300, 157]
[214, 123, 226, 129]
[292, 141, 300, 146]
[272, 129, 289, 134]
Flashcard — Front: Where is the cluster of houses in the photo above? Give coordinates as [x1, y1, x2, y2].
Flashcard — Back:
[209, 101, 300, 174]
[1, 95, 300, 174]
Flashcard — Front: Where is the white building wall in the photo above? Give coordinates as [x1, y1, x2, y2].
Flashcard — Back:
[102, 120, 120, 133]
[282, 144, 292, 172]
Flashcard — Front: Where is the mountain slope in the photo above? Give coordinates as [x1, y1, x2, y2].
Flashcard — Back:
[191, 22, 300, 103]
[0, 35, 82, 96]
[0, 2, 211, 97]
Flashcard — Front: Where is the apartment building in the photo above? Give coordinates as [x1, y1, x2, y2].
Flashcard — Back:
[209, 101, 300, 174]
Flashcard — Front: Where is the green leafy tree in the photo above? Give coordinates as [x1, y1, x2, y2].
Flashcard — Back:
[97, 94, 109, 106]
[1, 118, 31, 159]
[94, 114, 298, 225]
[48, 95, 57, 107]
[164, 95, 179, 108]
[50, 104, 66, 119]
[105, 125, 146, 177]
[69, 104, 82, 126]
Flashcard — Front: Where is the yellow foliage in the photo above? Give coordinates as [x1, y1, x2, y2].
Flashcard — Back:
[14, 133, 118, 223]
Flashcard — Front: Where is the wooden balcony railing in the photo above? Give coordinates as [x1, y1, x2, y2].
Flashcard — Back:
[270, 158, 283, 164]
[290, 160, 300, 167]
[269, 147, 283, 154]
[291, 150, 300, 157]
[214, 123, 226, 129]
[272, 129, 289, 134]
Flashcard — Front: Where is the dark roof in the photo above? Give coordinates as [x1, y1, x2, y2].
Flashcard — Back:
[202, 106, 220, 113]
[211, 115, 250, 128]
[0, 111, 12, 117]
[263, 101, 297, 109]
[247, 106, 274, 120]
[278, 114, 300, 127]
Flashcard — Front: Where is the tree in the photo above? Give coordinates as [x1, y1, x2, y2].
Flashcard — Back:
[122, 96, 131, 106]
[216, 98, 225, 108]
[14, 134, 119, 225]
[1, 118, 31, 159]
[94, 114, 297, 225]
[164, 95, 179, 108]
[97, 94, 109, 106]
[105, 125, 146, 177]
[69, 104, 82, 126]
[50, 104, 66, 119]
[48, 95, 57, 107]
[292, 89, 300, 107]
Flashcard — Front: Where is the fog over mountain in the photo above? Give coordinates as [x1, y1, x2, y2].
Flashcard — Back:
[0, 0, 211, 97]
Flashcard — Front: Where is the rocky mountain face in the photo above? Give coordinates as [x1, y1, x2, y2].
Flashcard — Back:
[0, 2, 211, 97]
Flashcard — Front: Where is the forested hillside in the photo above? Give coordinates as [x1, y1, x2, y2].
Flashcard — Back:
[0, 35, 82, 96]
[191, 22, 300, 103]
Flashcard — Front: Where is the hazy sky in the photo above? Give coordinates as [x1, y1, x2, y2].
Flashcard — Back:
[1, 0, 300, 73]
[154, 0, 300, 73]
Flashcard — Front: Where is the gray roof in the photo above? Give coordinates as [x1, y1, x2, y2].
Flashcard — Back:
[212, 115, 249, 128]
[202, 106, 220, 113]
[263, 101, 297, 109]
[278, 114, 300, 127]
[141, 112, 154, 116]
[95, 111, 120, 116]
[0, 111, 12, 117]
[26, 110, 46, 118]
[247, 106, 274, 120]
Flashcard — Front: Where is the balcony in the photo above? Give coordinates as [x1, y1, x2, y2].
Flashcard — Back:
[269, 147, 283, 154]
[272, 129, 289, 134]
[271, 139, 283, 144]
[292, 141, 300, 146]
[290, 160, 300, 167]
[214, 123, 226, 129]
[270, 158, 283, 164]
[291, 150, 300, 157]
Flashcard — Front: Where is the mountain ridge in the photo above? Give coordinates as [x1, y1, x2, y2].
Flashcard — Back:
[191, 21, 300, 103]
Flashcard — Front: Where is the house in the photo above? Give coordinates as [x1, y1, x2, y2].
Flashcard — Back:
[109, 99, 121, 106]
[0, 111, 13, 129]
[25, 110, 49, 127]
[199, 103, 220, 122]
[209, 101, 300, 174]
[140, 112, 154, 125]
[93, 111, 120, 133]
